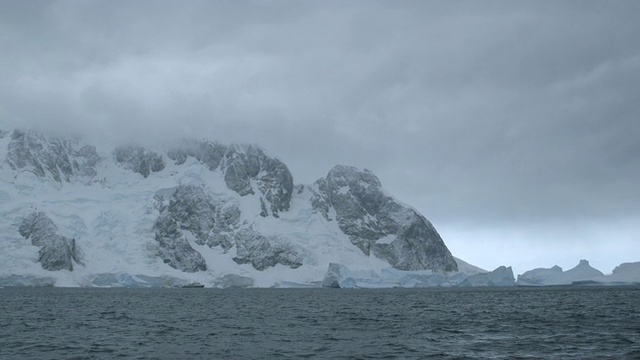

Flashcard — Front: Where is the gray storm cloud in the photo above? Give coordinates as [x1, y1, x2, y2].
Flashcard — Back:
[1, 0, 639, 241]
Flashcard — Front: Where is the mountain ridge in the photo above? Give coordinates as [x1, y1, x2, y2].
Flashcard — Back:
[0, 128, 465, 287]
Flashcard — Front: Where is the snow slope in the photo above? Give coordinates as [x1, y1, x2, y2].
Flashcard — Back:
[0, 129, 467, 287]
[2, 130, 638, 288]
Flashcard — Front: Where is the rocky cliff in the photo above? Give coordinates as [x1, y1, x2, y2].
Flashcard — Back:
[18, 212, 82, 271]
[6, 130, 100, 183]
[312, 165, 457, 272]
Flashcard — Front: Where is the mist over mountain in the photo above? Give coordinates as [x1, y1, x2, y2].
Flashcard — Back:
[1, 128, 474, 287]
[2, 128, 638, 288]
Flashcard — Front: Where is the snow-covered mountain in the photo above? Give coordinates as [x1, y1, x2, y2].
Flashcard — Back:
[0, 128, 476, 288]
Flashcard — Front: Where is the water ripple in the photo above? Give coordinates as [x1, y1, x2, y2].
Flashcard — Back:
[0, 286, 639, 359]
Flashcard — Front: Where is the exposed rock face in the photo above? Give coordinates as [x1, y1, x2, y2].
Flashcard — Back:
[312, 165, 457, 272]
[18, 212, 82, 271]
[153, 187, 209, 272]
[154, 184, 302, 272]
[6, 130, 100, 182]
[167, 141, 226, 170]
[168, 141, 294, 217]
[114, 145, 165, 178]
[223, 144, 293, 217]
[208, 202, 242, 250]
[232, 228, 302, 270]
[154, 208, 207, 273]
[167, 185, 217, 246]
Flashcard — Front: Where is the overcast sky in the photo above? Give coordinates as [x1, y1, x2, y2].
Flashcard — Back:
[2, 0, 639, 275]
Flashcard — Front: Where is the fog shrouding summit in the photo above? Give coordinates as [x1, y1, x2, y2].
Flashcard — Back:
[1, 1, 639, 275]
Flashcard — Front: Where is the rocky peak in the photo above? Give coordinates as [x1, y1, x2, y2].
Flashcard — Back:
[114, 145, 165, 178]
[169, 140, 294, 217]
[320, 165, 385, 217]
[312, 165, 458, 272]
[220, 144, 293, 217]
[5, 130, 100, 183]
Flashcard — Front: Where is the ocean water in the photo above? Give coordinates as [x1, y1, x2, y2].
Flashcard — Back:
[1, 286, 639, 359]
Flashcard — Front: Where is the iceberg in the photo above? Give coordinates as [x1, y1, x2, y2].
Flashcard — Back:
[320, 259, 513, 288]
[459, 266, 515, 287]
[517, 260, 604, 286]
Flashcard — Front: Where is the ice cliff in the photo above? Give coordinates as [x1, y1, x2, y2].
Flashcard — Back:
[320, 260, 515, 288]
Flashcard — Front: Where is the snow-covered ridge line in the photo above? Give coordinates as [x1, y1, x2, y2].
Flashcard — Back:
[0, 128, 463, 288]
[2, 129, 638, 288]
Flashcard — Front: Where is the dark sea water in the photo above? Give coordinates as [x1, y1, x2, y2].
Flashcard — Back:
[1, 286, 639, 359]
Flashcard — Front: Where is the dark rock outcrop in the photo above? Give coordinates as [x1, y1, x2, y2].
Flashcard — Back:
[154, 184, 302, 272]
[114, 145, 165, 178]
[208, 202, 242, 250]
[6, 130, 100, 182]
[167, 141, 226, 170]
[232, 228, 302, 271]
[168, 141, 294, 217]
[312, 165, 458, 272]
[167, 185, 217, 245]
[154, 208, 207, 273]
[222, 144, 293, 217]
[18, 212, 82, 271]
[158, 184, 239, 250]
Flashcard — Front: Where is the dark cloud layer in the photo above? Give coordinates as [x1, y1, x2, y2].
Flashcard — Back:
[2, 1, 639, 271]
